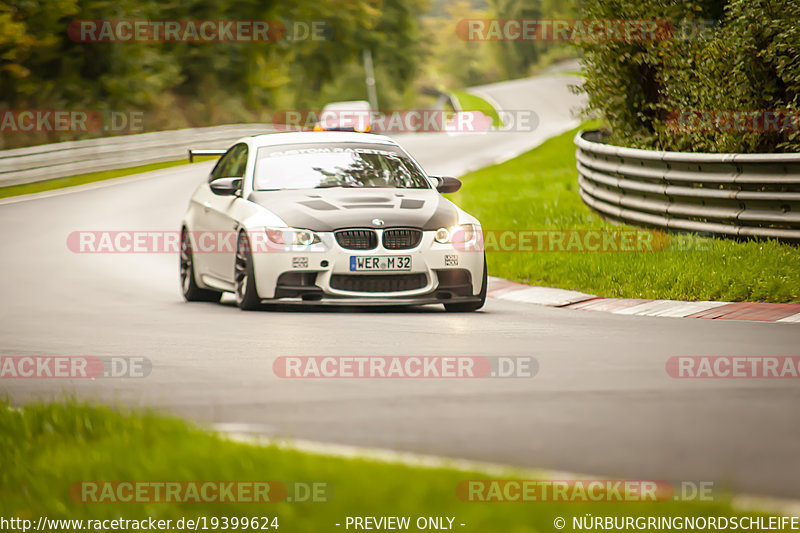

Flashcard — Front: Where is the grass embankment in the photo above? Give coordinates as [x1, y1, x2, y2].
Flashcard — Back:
[449, 90, 503, 128]
[452, 125, 800, 302]
[0, 401, 778, 532]
[0, 157, 219, 200]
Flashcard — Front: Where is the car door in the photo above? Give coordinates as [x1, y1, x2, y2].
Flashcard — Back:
[199, 143, 248, 282]
[190, 147, 234, 282]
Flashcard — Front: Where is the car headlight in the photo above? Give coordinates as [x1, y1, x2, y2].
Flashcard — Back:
[434, 224, 480, 244]
[434, 227, 451, 243]
[265, 228, 321, 246]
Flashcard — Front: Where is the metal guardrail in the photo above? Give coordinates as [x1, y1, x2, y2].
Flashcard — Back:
[575, 130, 800, 241]
[0, 124, 274, 187]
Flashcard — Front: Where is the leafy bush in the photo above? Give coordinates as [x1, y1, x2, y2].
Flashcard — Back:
[576, 0, 800, 153]
[0, 0, 426, 148]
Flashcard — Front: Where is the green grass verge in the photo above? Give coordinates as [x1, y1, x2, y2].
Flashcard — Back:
[0, 401, 779, 531]
[450, 90, 503, 128]
[0, 157, 218, 200]
[452, 124, 800, 303]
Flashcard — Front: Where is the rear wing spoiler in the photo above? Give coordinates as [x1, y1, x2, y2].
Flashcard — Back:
[188, 149, 226, 163]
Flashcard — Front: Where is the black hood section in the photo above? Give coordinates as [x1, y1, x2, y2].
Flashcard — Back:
[247, 188, 459, 231]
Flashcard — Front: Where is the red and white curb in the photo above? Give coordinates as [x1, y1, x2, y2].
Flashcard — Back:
[488, 277, 800, 323]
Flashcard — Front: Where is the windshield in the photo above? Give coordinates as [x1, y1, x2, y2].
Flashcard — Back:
[254, 143, 430, 190]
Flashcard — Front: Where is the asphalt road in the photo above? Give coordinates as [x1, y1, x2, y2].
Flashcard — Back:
[2, 73, 800, 500]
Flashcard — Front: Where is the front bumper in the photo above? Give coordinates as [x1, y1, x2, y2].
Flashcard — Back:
[248, 229, 484, 305]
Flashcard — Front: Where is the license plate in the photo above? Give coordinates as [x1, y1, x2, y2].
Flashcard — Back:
[350, 255, 411, 271]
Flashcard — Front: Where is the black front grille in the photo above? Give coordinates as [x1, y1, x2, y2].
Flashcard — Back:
[330, 273, 427, 293]
[382, 228, 422, 250]
[335, 229, 377, 250]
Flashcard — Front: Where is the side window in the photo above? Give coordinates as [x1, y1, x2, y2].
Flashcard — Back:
[227, 144, 249, 177]
[210, 149, 234, 182]
[209, 144, 248, 181]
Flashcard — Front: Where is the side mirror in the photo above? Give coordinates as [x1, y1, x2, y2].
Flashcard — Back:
[209, 177, 242, 196]
[431, 176, 461, 194]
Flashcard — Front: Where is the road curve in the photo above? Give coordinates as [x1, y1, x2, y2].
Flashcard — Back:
[1, 74, 800, 500]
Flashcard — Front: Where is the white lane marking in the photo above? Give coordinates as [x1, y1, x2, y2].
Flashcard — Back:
[216, 429, 800, 516]
[213, 422, 276, 434]
[224, 432, 519, 475]
[614, 300, 731, 318]
[496, 285, 595, 307]
[777, 312, 800, 323]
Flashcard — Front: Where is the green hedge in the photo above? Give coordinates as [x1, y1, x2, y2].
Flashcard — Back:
[577, 0, 800, 153]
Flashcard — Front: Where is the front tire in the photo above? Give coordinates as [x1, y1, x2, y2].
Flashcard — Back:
[234, 231, 262, 311]
[180, 228, 222, 303]
[444, 257, 487, 312]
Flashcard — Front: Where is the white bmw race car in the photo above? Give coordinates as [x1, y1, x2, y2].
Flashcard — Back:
[180, 131, 486, 311]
